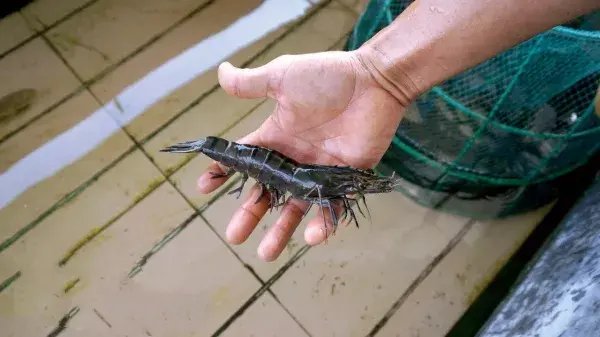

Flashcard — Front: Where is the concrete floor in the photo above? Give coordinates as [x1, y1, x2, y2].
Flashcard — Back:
[0, 0, 551, 336]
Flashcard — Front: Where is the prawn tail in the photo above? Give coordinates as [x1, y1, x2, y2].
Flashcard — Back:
[160, 138, 207, 153]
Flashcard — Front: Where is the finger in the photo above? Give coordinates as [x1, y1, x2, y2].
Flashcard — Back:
[304, 201, 345, 246]
[218, 61, 274, 99]
[196, 161, 232, 194]
[257, 199, 309, 262]
[225, 184, 270, 245]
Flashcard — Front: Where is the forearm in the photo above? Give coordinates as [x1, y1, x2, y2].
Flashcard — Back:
[354, 0, 600, 105]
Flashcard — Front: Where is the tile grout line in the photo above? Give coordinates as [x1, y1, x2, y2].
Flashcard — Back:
[38, 27, 87, 84]
[0, 0, 101, 60]
[24, 0, 101, 32]
[30, 17, 185, 271]
[266, 289, 314, 337]
[7, 15, 352, 333]
[10, 0, 475, 330]
[125, 27, 356, 334]
[0, 0, 332, 147]
[0, 270, 21, 293]
[197, 188, 315, 336]
[0, 0, 332, 254]
[56, 178, 169, 267]
[205, 29, 357, 337]
[0, 29, 37, 60]
[0, 0, 220, 146]
[1, 0, 330, 148]
[27, 34, 267, 266]
[136, 0, 334, 144]
[125, 170, 270, 295]
[365, 218, 477, 337]
[8, 20, 352, 336]
[160, 98, 269, 178]
[57, 97, 267, 268]
[13, 5, 359, 332]
[331, 0, 362, 15]
[123, 198, 312, 336]
[211, 245, 312, 337]
[79, 0, 219, 88]
[127, 211, 200, 278]
[3, 0, 343, 332]
[126, 176, 243, 278]
[0, 143, 138, 253]
[0, 0, 340, 255]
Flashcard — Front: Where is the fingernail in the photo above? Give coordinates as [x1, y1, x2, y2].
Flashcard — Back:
[196, 175, 209, 191]
[305, 226, 326, 245]
[219, 61, 235, 71]
[225, 215, 243, 245]
[258, 236, 277, 261]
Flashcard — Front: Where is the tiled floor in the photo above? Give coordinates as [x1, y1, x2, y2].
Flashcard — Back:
[0, 1, 552, 336]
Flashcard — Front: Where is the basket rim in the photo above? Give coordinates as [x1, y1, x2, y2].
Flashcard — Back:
[554, 18, 600, 39]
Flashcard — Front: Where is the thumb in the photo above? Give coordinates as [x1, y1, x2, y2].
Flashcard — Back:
[218, 61, 275, 99]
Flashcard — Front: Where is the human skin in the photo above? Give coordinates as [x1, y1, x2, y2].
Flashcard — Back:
[197, 0, 600, 262]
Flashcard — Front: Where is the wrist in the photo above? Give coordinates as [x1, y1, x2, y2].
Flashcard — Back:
[352, 44, 423, 107]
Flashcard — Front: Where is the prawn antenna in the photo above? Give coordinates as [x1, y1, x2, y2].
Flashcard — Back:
[160, 138, 207, 153]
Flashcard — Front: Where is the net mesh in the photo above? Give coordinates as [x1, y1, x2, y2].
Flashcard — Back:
[344, 0, 600, 218]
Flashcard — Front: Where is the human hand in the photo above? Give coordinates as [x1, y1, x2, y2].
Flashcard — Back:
[197, 50, 413, 261]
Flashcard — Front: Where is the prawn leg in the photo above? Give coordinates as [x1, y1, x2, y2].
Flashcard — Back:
[267, 185, 277, 213]
[324, 199, 339, 234]
[268, 185, 284, 212]
[228, 173, 248, 199]
[342, 196, 364, 227]
[361, 195, 372, 221]
[353, 196, 366, 218]
[343, 197, 359, 228]
[302, 202, 313, 218]
[274, 198, 286, 208]
[340, 197, 350, 226]
[316, 185, 327, 232]
[273, 194, 288, 209]
[273, 188, 283, 210]
[340, 203, 349, 224]
[209, 167, 235, 179]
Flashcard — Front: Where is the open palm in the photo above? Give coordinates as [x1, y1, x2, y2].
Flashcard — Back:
[197, 51, 407, 261]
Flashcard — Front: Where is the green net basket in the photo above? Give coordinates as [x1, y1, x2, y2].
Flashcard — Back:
[344, 0, 600, 219]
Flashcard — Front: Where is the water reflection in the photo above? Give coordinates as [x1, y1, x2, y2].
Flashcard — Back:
[0, 0, 312, 209]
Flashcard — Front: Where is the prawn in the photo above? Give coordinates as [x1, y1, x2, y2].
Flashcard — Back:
[160, 136, 401, 232]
